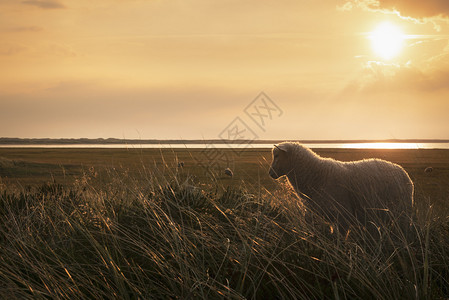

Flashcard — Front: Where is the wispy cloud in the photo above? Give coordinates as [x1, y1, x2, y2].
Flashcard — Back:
[344, 61, 449, 94]
[0, 43, 27, 56]
[7, 26, 43, 32]
[374, 0, 449, 19]
[21, 0, 65, 9]
[340, 0, 449, 19]
[48, 43, 78, 57]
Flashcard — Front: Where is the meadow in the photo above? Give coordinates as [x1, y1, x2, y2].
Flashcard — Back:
[1, 147, 449, 298]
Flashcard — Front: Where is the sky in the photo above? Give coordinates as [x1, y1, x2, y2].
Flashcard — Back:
[1, 0, 449, 140]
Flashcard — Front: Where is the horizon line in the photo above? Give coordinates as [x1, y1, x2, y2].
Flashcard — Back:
[1, 137, 449, 145]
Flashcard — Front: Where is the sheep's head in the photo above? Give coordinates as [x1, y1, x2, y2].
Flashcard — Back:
[269, 143, 289, 179]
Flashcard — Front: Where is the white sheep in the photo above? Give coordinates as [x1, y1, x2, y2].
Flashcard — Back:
[269, 142, 414, 229]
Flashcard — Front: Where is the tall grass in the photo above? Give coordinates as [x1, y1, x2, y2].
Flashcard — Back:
[0, 164, 448, 299]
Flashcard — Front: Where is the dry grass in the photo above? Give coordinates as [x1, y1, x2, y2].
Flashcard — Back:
[1, 154, 448, 299]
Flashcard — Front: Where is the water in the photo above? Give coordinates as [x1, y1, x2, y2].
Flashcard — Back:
[1, 142, 449, 149]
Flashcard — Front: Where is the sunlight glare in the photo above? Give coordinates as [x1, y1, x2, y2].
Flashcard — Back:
[342, 142, 420, 149]
[369, 22, 405, 60]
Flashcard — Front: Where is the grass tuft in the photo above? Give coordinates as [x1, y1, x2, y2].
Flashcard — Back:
[0, 166, 448, 299]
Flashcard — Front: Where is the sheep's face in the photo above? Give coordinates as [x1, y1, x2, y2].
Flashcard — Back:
[269, 145, 289, 179]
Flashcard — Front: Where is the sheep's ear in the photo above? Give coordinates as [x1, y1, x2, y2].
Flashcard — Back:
[274, 144, 287, 153]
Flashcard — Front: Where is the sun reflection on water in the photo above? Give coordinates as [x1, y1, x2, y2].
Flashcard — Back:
[342, 142, 421, 149]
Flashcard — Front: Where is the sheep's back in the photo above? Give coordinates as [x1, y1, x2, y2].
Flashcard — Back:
[341, 158, 413, 208]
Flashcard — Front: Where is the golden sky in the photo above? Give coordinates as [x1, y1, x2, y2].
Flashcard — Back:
[1, 0, 449, 140]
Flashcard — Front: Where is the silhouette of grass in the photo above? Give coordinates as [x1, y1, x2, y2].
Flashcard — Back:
[0, 156, 448, 299]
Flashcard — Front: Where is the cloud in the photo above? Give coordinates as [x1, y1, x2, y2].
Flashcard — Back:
[6, 26, 43, 32]
[21, 0, 65, 9]
[345, 61, 449, 94]
[0, 43, 27, 56]
[48, 43, 78, 57]
[341, 0, 449, 19]
[373, 0, 449, 19]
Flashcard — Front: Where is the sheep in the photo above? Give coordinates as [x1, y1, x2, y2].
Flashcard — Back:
[269, 142, 414, 231]
[224, 168, 233, 177]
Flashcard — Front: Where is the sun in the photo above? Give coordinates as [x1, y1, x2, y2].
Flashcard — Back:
[369, 22, 405, 60]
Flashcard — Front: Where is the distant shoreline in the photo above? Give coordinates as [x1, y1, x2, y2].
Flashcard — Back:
[1, 137, 449, 145]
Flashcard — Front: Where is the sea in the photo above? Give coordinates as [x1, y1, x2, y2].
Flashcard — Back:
[1, 142, 449, 149]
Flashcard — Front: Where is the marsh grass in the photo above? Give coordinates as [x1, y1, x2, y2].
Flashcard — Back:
[0, 161, 448, 299]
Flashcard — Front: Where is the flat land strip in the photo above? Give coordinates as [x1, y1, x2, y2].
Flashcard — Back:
[1, 147, 448, 211]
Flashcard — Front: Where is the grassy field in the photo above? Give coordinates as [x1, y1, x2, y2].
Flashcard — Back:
[1, 147, 449, 298]
[1, 147, 448, 212]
